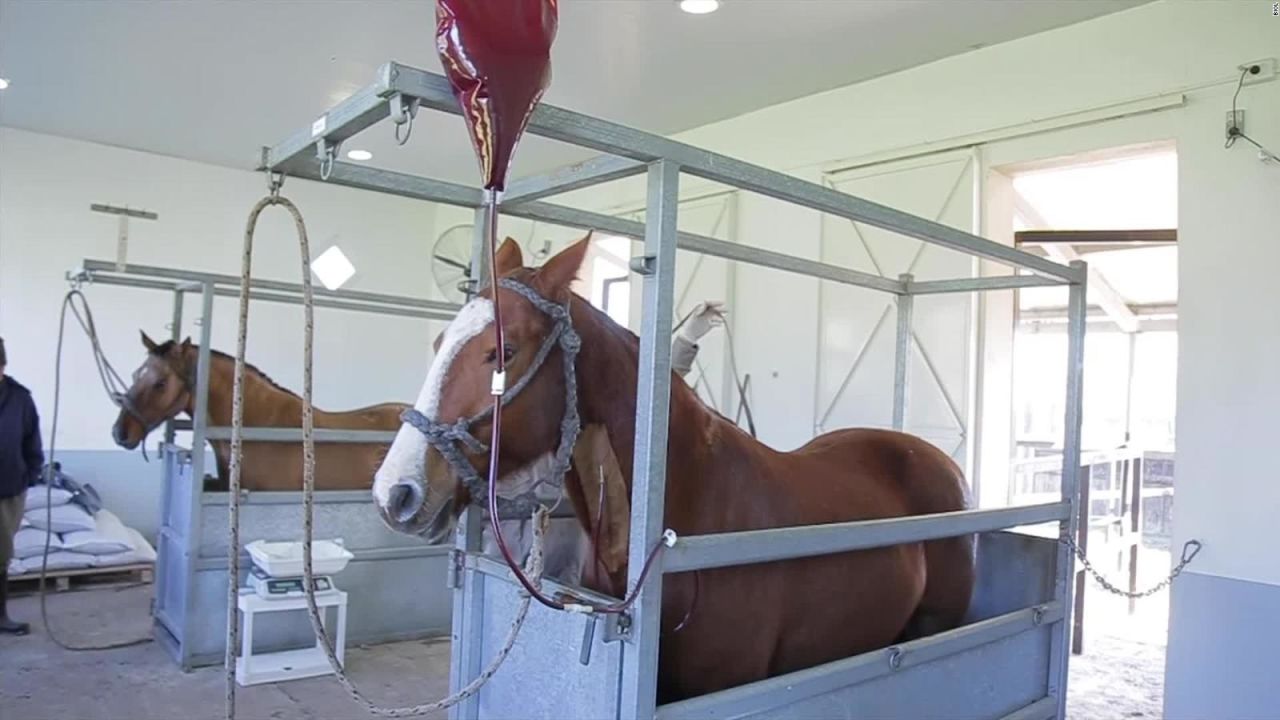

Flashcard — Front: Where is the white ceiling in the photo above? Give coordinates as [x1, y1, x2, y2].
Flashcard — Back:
[0, 0, 1145, 184]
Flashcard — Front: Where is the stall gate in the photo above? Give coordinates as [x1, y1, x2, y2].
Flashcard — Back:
[456, 531, 1059, 720]
[71, 260, 464, 671]
[153, 444, 452, 669]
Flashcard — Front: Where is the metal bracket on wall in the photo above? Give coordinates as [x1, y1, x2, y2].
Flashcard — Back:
[90, 203, 158, 271]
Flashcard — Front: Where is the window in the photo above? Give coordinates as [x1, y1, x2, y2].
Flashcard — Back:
[581, 235, 632, 327]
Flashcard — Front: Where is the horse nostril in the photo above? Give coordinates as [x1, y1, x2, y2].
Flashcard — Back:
[387, 481, 425, 524]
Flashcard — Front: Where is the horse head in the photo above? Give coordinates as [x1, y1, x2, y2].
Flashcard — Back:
[373, 234, 591, 544]
[112, 331, 195, 449]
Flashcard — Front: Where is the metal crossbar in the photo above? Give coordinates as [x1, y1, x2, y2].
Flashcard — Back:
[202, 427, 396, 443]
[262, 62, 1080, 288]
[664, 502, 1069, 573]
[75, 259, 461, 320]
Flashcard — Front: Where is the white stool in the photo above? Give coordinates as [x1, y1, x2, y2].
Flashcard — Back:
[235, 587, 348, 687]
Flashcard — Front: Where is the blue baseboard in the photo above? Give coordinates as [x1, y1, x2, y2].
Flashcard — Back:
[1165, 571, 1280, 720]
[47, 449, 164, 541]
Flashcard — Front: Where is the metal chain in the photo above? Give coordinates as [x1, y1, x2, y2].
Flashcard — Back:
[1061, 536, 1202, 600]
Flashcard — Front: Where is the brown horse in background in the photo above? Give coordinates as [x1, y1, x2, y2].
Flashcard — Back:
[113, 332, 405, 491]
[373, 235, 976, 701]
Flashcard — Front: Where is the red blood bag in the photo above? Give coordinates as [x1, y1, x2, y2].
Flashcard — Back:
[436, 0, 558, 191]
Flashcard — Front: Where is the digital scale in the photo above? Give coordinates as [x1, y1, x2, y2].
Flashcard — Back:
[235, 539, 352, 687]
[248, 564, 334, 599]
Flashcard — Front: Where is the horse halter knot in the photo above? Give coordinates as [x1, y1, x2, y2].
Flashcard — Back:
[400, 278, 583, 517]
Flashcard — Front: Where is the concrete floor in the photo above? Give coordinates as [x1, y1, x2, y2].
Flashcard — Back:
[3, 584, 449, 720]
[3, 579, 1167, 720]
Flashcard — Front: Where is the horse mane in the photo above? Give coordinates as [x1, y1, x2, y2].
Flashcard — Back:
[564, 287, 730, 428]
[151, 340, 300, 399]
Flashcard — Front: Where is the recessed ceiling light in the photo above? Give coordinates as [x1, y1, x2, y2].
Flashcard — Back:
[679, 0, 719, 15]
[312, 245, 356, 290]
[346, 149, 373, 161]
[0, 78, 9, 90]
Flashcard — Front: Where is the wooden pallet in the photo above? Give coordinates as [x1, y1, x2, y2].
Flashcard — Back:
[9, 562, 154, 593]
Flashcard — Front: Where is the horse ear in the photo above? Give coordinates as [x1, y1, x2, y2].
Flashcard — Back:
[180, 337, 192, 354]
[494, 237, 524, 276]
[140, 330, 158, 352]
[570, 423, 630, 576]
[536, 232, 592, 295]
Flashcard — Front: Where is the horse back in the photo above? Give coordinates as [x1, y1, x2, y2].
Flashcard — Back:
[792, 427, 969, 516]
[314, 402, 409, 430]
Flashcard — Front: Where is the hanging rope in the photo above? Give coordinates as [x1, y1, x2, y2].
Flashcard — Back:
[35, 289, 153, 651]
[226, 185, 545, 720]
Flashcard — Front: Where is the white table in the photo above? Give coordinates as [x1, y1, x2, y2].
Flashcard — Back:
[235, 587, 348, 687]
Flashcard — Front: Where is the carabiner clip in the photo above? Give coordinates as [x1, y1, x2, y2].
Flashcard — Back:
[1181, 539, 1203, 564]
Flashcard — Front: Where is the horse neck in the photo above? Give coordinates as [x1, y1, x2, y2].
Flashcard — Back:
[571, 302, 750, 528]
[190, 353, 303, 428]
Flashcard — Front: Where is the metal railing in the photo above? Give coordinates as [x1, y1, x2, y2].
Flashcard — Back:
[261, 61, 1088, 720]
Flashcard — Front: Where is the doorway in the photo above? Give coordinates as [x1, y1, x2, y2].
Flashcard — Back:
[998, 143, 1178, 718]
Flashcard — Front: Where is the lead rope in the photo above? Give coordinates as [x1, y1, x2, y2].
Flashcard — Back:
[35, 289, 154, 652]
[226, 183, 544, 720]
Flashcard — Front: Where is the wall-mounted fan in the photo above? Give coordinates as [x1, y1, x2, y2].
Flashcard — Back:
[431, 224, 475, 303]
[432, 223, 558, 303]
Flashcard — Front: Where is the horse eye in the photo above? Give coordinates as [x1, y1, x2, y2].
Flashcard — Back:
[154, 379, 167, 392]
[484, 345, 517, 364]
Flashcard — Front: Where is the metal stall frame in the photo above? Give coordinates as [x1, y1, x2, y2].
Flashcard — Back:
[261, 62, 1087, 720]
[69, 259, 462, 668]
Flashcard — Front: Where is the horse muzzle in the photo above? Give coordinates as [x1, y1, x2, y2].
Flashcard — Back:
[112, 419, 141, 450]
[376, 480, 456, 544]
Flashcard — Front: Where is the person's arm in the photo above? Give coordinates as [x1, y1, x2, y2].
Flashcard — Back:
[22, 394, 44, 486]
[672, 302, 726, 379]
[671, 335, 698, 378]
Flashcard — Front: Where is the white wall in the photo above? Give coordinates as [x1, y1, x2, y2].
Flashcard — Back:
[0, 129, 453, 533]
[0, 128, 451, 450]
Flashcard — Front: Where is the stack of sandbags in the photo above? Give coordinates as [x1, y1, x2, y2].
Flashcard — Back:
[62, 510, 156, 567]
[15, 490, 155, 575]
[93, 527, 157, 567]
[18, 492, 96, 574]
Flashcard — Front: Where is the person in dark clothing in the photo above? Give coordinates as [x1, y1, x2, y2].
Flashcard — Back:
[0, 337, 45, 635]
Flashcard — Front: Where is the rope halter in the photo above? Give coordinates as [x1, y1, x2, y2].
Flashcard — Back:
[400, 278, 582, 517]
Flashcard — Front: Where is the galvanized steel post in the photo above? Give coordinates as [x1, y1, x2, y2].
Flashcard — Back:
[892, 274, 914, 431]
[620, 160, 681, 720]
[448, 209, 490, 720]
[165, 289, 185, 446]
[181, 282, 216, 669]
[1049, 261, 1087, 718]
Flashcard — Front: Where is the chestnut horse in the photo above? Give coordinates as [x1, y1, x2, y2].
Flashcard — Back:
[372, 236, 975, 701]
[113, 332, 405, 491]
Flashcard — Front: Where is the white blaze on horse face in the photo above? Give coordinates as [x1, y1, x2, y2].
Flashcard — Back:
[373, 298, 495, 506]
